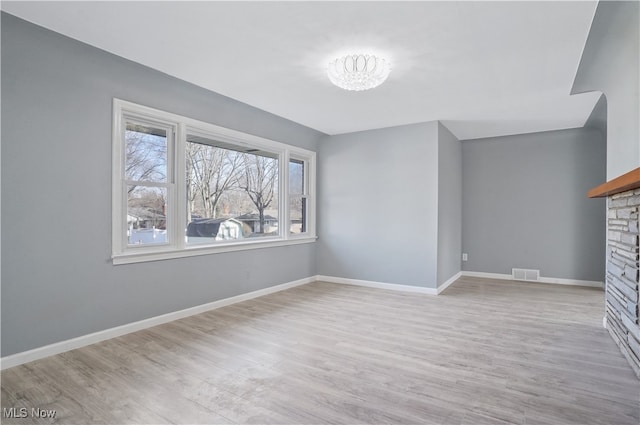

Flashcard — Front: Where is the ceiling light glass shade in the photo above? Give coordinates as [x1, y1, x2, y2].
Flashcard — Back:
[327, 54, 391, 91]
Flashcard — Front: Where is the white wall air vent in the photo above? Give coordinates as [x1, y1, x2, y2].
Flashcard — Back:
[512, 268, 540, 282]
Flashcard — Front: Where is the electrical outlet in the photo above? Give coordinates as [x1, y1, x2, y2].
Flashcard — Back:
[462, 253, 468, 261]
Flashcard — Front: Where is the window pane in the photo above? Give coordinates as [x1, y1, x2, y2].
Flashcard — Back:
[233, 190, 279, 239]
[127, 186, 167, 245]
[185, 135, 279, 244]
[289, 159, 304, 195]
[125, 123, 167, 182]
[290, 196, 306, 234]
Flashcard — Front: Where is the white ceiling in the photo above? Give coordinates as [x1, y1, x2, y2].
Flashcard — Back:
[2, 1, 602, 140]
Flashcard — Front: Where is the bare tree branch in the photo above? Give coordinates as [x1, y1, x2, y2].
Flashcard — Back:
[239, 154, 278, 233]
[186, 142, 243, 220]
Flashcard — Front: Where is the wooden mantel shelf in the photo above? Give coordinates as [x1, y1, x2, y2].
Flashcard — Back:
[588, 167, 640, 198]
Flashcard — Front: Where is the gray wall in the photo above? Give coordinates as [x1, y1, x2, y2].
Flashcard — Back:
[461, 128, 607, 281]
[1, 13, 323, 356]
[437, 123, 462, 286]
[584, 94, 607, 138]
[572, 1, 639, 179]
[317, 122, 440, 288]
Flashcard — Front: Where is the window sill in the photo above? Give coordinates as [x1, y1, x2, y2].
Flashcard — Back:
[112, 236, 317, 265]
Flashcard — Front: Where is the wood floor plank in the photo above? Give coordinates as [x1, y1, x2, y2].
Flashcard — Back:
[2, 277, 639, 424]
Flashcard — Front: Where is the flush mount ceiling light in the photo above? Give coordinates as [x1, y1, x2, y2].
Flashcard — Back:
[327, 54, 391, 91]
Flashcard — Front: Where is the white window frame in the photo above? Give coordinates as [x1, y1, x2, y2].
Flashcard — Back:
[112, 99, 316, 265]
[289, 155, 311, 235]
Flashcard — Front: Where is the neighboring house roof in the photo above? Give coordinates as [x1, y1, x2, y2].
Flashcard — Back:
[186, 218, 242, 237]
[127, 207, 165, 221]
[235, 213, 277, 222]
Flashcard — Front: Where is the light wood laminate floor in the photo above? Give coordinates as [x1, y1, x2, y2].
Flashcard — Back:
[2, 277, 639, 424]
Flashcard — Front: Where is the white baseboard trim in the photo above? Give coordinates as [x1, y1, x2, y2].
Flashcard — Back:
[538, 276, 603, 288]
[461, 271, 510, 280]
[316, 275, 438, 295]
[0, 276, 315, 371]
[437, 271, 462, 294]
[461, 271, 603, 288]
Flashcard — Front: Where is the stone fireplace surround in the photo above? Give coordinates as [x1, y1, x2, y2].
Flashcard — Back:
[589, 167, 640, 377]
